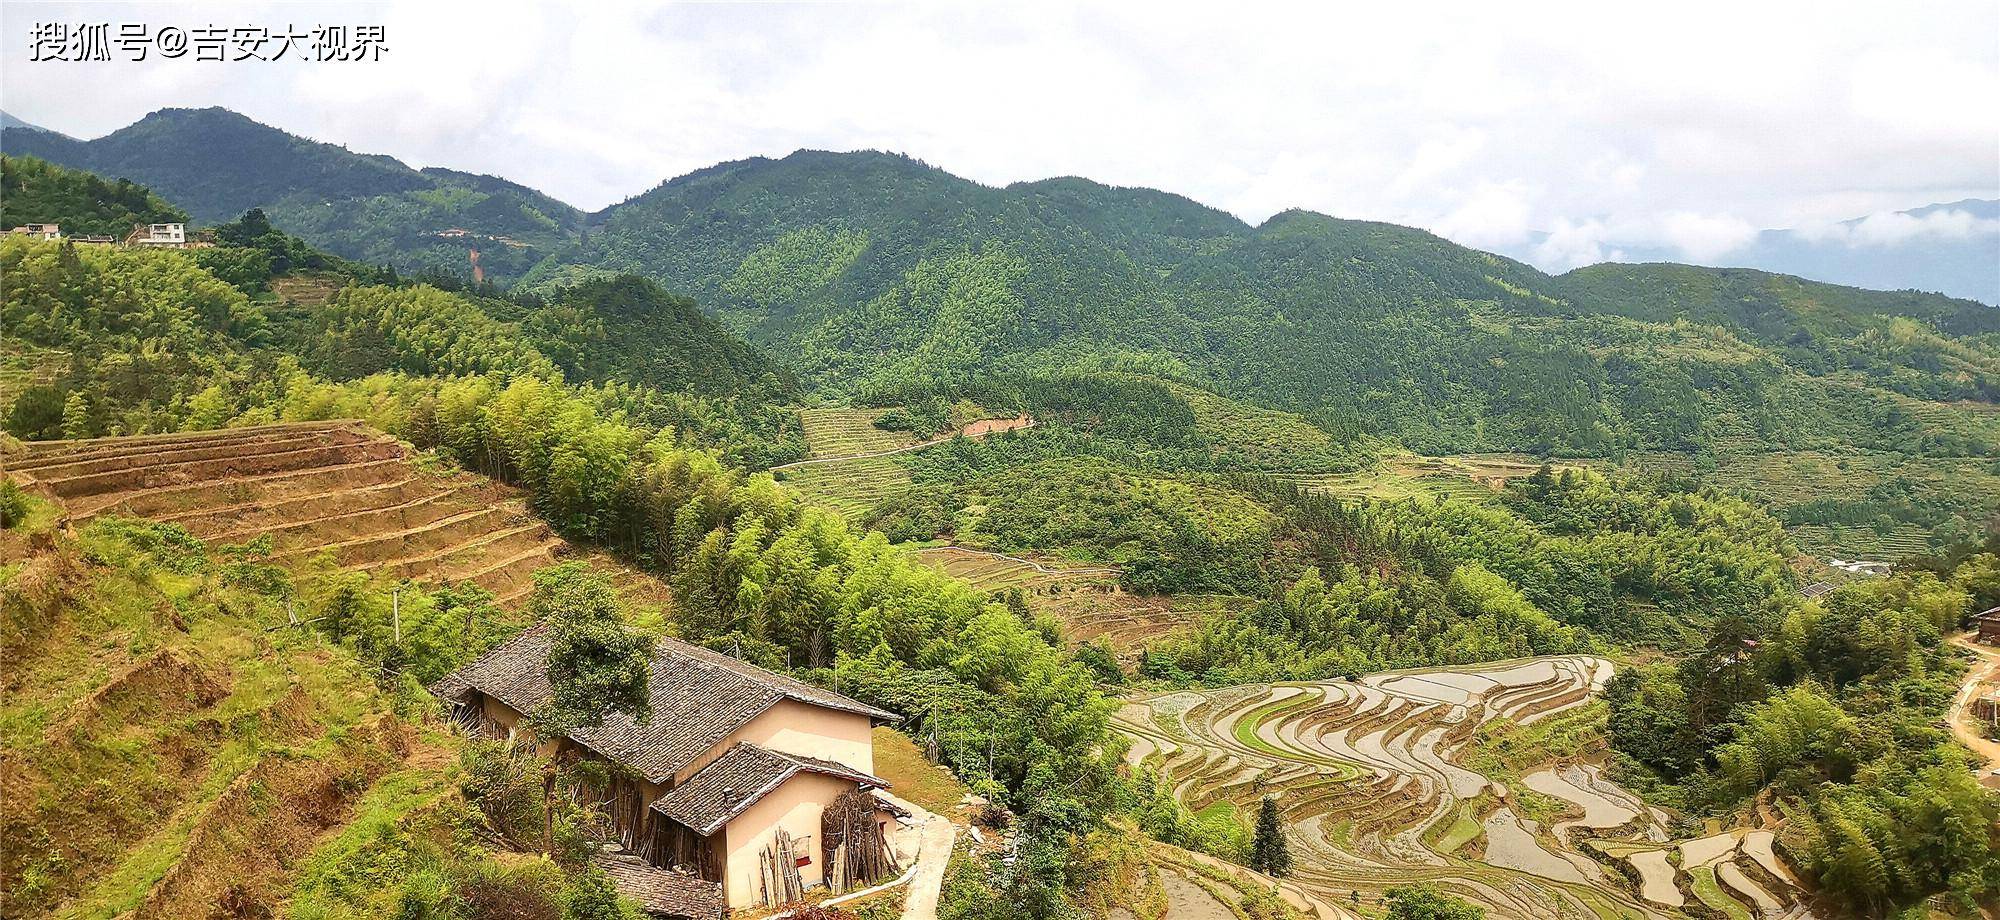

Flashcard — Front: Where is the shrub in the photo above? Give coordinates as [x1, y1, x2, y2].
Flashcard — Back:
[0, 478, 28, 529]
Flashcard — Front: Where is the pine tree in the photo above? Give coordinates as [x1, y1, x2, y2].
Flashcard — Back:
[60, 390, 91, 439]
[1250, 794, 1291, 876]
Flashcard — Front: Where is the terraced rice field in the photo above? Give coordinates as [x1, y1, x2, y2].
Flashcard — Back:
[1618, 448, 1999, 560]
[1049, 593, 1249, 656]
[0, 341, 68, 410]
[798, 408, 922, 459]
[1281, 455, 1568, 505]
[1114, 658, 1810, 920]
[777, 411, 1034, 520]
[269, 273, 344, 306]
[2, 421, 664, 607]
[911, 546, 1121, 592]
[777, 454, 911, 519]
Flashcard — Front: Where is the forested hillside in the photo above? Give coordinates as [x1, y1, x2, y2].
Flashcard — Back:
[0, 108, 583, 282]
[535, 149, 1997, 463]
[9, 109, 1991, 465]
[0, 155, 187, 238]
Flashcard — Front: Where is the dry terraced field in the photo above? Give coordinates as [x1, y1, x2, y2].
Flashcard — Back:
[908, 546, 1232, 657]
[798, 407, 923, 458]
[777, 410, 1033, 521]
[775, 454, 912, 520]
[1278, 455, 1569, 506]
[2, 421, 667, 608]
[1114, 658, 1811, 920]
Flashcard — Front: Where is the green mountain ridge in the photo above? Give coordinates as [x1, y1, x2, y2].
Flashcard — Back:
[0, 107, 583, 282]
[5, 109, 1995, 460]
[546, 148, 1996, 457]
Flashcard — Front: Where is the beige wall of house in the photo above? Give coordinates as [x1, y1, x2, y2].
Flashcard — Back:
[675, 699, 875, 784]
[479, 695, 566, 758]
[719, 771, 857, 908]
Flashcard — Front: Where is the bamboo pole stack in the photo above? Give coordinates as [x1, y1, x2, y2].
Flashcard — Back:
[758, 828, 806, 906]
[821, 789, 899, 893]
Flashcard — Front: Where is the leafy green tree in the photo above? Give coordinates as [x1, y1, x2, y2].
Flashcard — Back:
[1712, 685, 1856, 796]
[560, 867, 631, 920]
[0, 480, 31, 529]
[532, 562, 655, 732]
[0, 154, 186, 237]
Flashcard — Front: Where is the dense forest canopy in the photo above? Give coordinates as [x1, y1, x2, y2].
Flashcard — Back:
[520, 149, 1996, 460]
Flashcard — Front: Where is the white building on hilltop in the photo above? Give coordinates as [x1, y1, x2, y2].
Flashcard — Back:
[125, 223, 186, 247]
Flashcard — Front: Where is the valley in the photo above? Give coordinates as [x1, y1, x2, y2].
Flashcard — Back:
[1, 113, 1996, 920]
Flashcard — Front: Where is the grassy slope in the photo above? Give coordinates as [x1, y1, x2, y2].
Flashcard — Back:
[871, 726, 972, 817]
[0, 515, 449, 919]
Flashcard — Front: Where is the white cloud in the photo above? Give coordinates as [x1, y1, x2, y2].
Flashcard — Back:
[1657, 212, 1761, 262]
[1427, 180, 1536, 250]
[1794, 207, 2000, 247]
[1533, 218, 1614, 272]
[2, 0, 1995, 264]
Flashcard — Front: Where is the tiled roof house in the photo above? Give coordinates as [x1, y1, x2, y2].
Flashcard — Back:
[434, 626, 898, 913]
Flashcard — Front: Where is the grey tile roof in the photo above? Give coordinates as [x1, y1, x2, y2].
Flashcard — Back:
[434, 625, 897, 783]
[650, 741, 887, 835]
[592, 849, 723, 920]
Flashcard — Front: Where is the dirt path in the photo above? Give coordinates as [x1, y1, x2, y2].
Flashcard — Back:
[899, 808, 957, 920]
[1160, 870, 1236, 920]
[858, 789, 958, 920]
[1948, 633, 2000, 787]
[769, 416, 1033, 472]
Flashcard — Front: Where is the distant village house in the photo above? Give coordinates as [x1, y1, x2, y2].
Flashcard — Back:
[433, 627, 901, 915]
[7, 223, 60, 240]
[124, 222, 187, 247]
[1828, 558, 1893, 577]
[1974, 691, 2000, 728]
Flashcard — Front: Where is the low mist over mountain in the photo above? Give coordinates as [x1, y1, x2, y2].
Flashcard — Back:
[1506, 200, 2000, 305]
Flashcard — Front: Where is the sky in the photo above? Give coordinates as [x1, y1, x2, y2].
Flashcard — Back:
[3, 0, 1997, 271]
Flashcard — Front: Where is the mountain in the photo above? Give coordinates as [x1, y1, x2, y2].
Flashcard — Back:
[0, 107, 583, 282]
[0, 110, 71, 140]
[511, 274, 799, 399]
[1507, 199, 2000, 305]
[1724, 199, 2000, 305]
[7, 108, 1994, 459]
[530, 149, 1998, 458]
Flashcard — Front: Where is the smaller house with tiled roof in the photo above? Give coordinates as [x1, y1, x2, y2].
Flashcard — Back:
[434, 626, 899, 912]
[1975, 606, 2000, 645]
